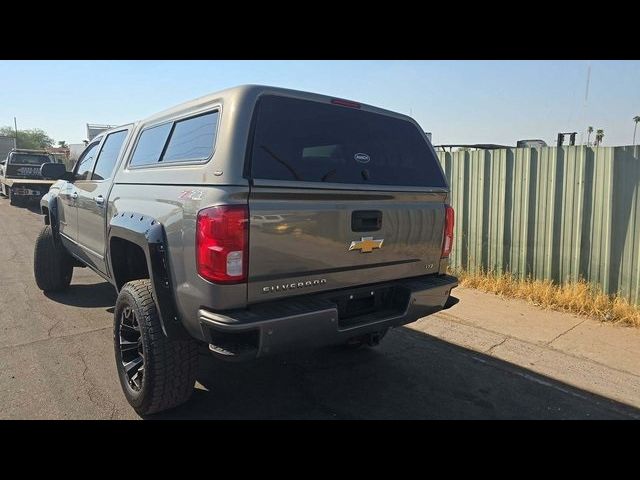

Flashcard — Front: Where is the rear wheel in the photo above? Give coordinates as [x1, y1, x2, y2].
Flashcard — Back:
[33, 225, 73, 292]
[114, 279, 199, 416]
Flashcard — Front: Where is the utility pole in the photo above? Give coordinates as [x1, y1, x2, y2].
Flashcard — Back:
[581, 63, 591, 145]
[13, 117, 18, 149]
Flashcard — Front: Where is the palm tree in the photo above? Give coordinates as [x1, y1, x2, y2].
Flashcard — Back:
[633, 116, 640, 145]
[57, 140, 67, 148]
[595, 128, 605, 146]
[587, 126, 593, 146]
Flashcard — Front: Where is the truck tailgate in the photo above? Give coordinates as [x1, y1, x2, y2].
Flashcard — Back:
[247, 189, 446, 302]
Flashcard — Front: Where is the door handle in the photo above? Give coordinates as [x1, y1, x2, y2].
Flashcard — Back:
[351, 210, 382, 232]
[94, 195, 105, 206]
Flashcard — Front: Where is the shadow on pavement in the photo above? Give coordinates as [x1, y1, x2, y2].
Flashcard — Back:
[42, 278, 639, 419]
[45, 281, 116, 308]
[5, 201, 42, 213]
[25, 203, 42, 214]
[154, 326, 640, 420]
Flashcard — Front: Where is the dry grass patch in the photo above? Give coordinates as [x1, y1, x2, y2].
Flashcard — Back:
[454, 269, 640, 327]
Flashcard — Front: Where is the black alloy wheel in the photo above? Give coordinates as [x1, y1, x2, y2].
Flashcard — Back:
[118, 306, 145, 392]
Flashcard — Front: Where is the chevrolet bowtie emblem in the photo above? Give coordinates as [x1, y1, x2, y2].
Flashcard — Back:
[348, 237, 384, 253]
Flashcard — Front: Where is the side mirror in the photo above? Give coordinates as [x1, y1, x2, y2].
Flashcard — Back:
[41, 162, 70, 180]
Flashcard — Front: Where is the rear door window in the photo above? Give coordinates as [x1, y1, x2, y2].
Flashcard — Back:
[249, 95, 447, 188]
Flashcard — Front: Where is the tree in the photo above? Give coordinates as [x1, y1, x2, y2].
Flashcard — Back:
[0, 126, 54, 150]
[587, 126, 593, 146]
[595, 128, 605, 146]
[57, 140, 67, 148]
[633, 116, 640, 146]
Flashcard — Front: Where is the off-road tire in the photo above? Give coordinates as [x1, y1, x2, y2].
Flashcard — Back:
[33, 225, 73, 292]
[114, 279, 198, 416]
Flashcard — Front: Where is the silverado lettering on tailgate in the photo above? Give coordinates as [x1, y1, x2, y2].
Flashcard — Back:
[262, 278, 327, 294]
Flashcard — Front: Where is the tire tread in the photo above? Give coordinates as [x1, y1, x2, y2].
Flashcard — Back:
[33, 225, 73, 292]
[116, 279, 198, 416]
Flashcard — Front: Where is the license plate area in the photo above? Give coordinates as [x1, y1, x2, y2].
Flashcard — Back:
[330, 285, 410, 329]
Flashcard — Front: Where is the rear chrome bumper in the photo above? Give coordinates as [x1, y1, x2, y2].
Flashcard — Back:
[199, 274, 457, 360]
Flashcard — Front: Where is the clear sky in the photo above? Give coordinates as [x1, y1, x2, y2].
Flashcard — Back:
[1, 60, 639, 146]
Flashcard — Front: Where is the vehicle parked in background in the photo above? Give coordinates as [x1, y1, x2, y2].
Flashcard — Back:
[34, 85, 458, 415]
[0, 149, 58, 206]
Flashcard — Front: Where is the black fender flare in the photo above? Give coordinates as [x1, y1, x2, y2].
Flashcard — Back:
[41, 192, 62, 244]
[108, 211, 189, 340]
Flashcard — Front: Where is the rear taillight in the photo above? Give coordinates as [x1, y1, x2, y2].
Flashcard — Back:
[196, 205, 248, 284]
[441, 205, 454, 258]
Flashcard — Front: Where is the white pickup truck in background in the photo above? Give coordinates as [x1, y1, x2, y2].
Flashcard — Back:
[0, 149, 59, 206]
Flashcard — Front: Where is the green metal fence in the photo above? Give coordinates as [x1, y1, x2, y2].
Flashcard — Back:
[437, 146, 640, 304]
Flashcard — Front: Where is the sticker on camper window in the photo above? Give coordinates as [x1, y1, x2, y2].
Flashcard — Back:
[354, 153, 370, 164]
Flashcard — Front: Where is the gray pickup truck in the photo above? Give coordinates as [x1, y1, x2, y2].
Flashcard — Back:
[35, 85, 458, 415]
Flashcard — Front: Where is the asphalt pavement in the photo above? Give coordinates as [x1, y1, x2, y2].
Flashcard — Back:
[1, 196, 638, 419]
